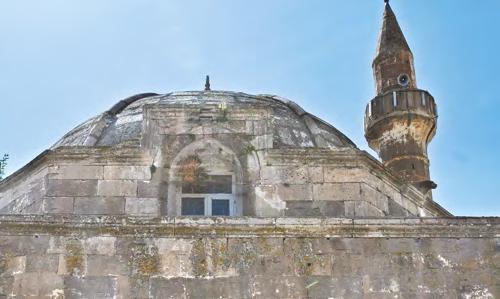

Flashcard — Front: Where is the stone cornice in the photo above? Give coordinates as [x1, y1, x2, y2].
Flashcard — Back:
[0, 215, 497, 238]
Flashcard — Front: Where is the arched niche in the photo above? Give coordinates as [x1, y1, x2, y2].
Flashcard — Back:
[166, 139, 244, 216]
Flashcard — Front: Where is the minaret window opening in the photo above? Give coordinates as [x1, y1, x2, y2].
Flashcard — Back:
[398, 74, 410, 87]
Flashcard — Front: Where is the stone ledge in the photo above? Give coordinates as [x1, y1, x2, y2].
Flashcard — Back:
[0, 215, 497, 238]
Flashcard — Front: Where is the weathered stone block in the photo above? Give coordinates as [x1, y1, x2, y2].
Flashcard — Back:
[261, 166, 310, 184]
[43, 197, 74, 214]
[357, 185, 390, 216]
[158, 251, 183, 277]
[345, 201, 355, 217]
[74, 197, 125, 215]
[252, 120, 267, 135]
[0, 235, 50, 255]
[354, 201, 385, 217]
[250, 255, 295, 276]
[155, 238, 194, 252]
[137, 180, 161, 198]
[308, 166, 324, 183]
[49, 165, 103, 180]
[25, 254, 59, 273]
[313, 182, 361, 201]
[284, 238, 333, 276]
[103, 165, 151, 180]
[22, 199, 44, 214]
[64, 276, 117, 299]
[87, 255, 128, 276]
[324, 166, 366, 183]
[11, 273, 63, 297]
[63, 240, 86, 277]
[252, 276, 307, 298]
[47, 236, 66, 254]
[46, 179, 97, 197]
[128, 277, 150, 299]
[286, 201, 345, 217]
[285, 200, 321, 217]
[0, 276, 14, 297]
[303, 276, 342, 299]
[125, 197, 160, 216]
[322, 201, 346, 217]
[128, 242, 160, 277]
[150, 277, 187, 298]
[400, 197, 419, 216]
[2, 256, 26, 276]
[254, 185, 285, 217]
[388, 197, 409, 217]
[250, 133, 273, 150]
[331, 253, 365, 277]
[84, 236, 116, 255]
[275, 184, 312, 201]
[185, 277, 248, 299]
[329, 276, 364, 298]
[114, 275, 131, 299]
[97, 180, 137, 197]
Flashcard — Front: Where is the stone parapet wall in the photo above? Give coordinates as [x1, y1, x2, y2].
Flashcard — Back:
[0, 216, 498, 298]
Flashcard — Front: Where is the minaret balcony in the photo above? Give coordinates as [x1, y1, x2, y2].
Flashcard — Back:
[365, 89, 437, 130]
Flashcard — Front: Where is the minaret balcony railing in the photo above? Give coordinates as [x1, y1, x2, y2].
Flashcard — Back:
[365, 89, 437, 129]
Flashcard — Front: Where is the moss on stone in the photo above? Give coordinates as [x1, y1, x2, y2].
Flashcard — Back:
[190, 238, 208, 277]
[65, 242, 85, 276]
[240, 145, 256, 156]
[288, 238, 327, 276]
[210, 238, 229, 271]
[129, 243, 160, 277]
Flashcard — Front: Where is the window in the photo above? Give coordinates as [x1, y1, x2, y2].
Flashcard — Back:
[181, 174, 235, 216]
[181, 197, 205, 216]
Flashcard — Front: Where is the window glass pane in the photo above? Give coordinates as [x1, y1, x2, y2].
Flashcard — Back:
[181, 198, 205, 215]
[212, 199, 230, 216]
[182, 181, 208, 194]
[207, 175, 232, 194]
[182, 175, 232, 194]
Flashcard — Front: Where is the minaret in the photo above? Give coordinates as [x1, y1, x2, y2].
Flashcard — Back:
[365, 1, 438, 195]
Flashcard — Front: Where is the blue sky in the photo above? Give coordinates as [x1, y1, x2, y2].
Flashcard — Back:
[1, 1, 499, 216]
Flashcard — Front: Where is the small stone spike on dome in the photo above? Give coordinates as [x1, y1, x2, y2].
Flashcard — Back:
[204, 75, 211, 91]
[375, 1, 412, 57]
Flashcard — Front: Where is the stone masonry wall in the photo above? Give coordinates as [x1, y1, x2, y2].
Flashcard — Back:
[0, 216, 498, 298]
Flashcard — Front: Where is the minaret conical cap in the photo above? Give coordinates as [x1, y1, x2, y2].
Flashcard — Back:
[375, 3, 412, 58]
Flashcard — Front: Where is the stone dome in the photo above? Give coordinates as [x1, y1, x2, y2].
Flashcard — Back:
[52, 90, 356, 150]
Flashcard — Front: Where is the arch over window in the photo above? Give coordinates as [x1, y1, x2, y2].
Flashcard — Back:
[167, 139, 243, 216]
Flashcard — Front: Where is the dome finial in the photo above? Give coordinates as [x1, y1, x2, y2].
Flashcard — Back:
[204, 75, 211, 91]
